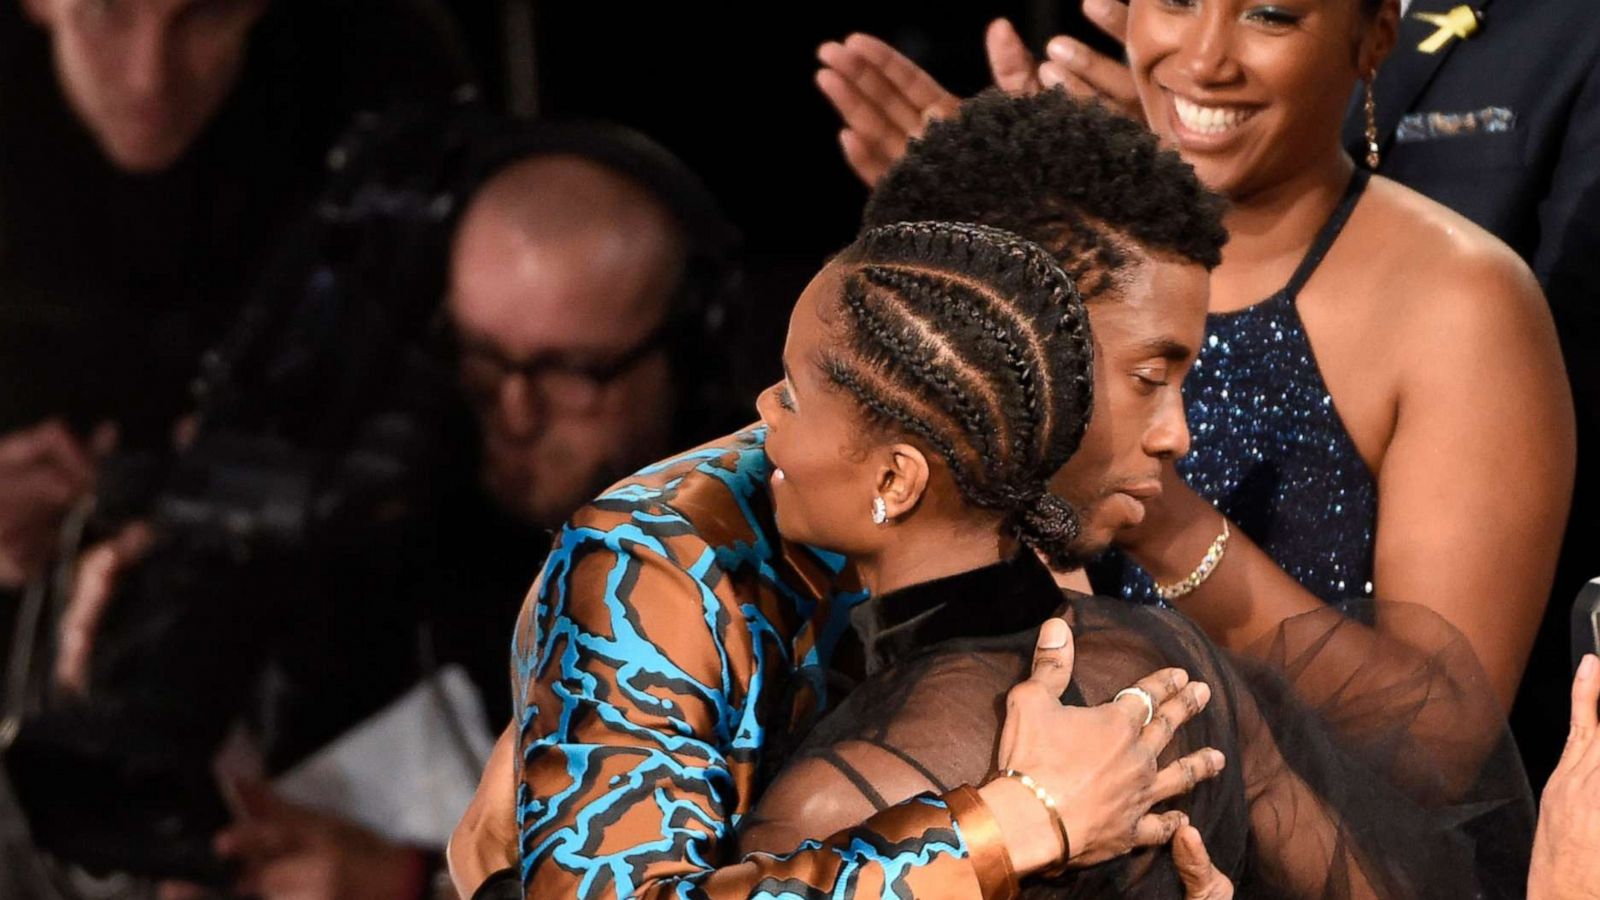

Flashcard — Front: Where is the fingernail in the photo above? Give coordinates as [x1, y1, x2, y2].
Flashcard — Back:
[1040, 65, 1066, 88]
[1048, 37, 1078, 64]
[1210, 749, 1226, 769]
[1039, 617, 1069, 649]
[1582, 655, 1597, 681]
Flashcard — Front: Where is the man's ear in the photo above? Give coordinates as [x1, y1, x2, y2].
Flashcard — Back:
[879, 442, 930, 520]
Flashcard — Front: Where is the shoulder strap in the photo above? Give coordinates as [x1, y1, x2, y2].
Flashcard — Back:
[1284, 169, 1372, 301]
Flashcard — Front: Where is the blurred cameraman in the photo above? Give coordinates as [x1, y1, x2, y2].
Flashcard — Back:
[451, 150, 724, 530]
[40, 122, 745, 900]
[0, 0, 471, 596]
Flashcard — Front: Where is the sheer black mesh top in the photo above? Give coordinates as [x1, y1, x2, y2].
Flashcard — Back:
[741, 553, 1533, 899]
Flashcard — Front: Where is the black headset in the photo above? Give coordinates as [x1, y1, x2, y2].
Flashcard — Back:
[457, 118, 746, 438]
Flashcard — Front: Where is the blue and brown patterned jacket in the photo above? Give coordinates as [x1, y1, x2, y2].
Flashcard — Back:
[511, 427, 1016, 898]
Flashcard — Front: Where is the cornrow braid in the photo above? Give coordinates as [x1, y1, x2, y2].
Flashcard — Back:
[824, 362, 996, 512]
[839, 273, 1003, 474]
[825, 220, 1095, 570]
[866, 261, 1070, 473]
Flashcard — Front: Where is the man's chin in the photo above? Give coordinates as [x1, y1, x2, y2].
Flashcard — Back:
[98, 133, 189, 174]
[483, 466, 626, 531]
[1060, 516, 1118, 570]
[496, 488, 575, 531]
[1056, 538, 1109, 573]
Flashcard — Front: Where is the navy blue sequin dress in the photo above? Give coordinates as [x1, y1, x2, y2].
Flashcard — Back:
[1122, 171, 1377, 606]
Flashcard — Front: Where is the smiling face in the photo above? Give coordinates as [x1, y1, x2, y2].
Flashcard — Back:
[1125, 0, 1396, 198]
[1050, 255, 1210, 556]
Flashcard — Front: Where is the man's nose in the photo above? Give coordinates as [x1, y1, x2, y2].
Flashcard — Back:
[1145, 393, 1192, 460]
[123, 22, 174, 102]
[492, 376, 546, 440]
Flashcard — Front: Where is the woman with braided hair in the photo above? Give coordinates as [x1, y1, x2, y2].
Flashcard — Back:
[744, 219, 1531, 898]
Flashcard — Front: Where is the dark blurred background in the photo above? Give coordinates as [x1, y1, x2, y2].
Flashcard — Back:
[443, 0, 1102, 370]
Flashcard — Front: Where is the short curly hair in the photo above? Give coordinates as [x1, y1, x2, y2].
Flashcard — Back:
[863, 88, 1227, 300]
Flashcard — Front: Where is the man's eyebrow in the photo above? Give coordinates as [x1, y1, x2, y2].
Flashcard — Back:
[1130, 336, 1195, 362]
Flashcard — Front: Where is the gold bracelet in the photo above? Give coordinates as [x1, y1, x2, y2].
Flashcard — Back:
[1154, 518, 1230, 602]
[999, 768, 1072, 874]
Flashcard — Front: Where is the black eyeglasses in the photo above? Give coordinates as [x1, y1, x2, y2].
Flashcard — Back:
[454, 320, 671, 414]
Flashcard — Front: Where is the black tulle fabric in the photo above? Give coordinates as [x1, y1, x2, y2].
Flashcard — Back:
[739, 554, 1533, 899]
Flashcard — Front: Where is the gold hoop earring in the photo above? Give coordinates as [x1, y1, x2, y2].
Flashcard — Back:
[1363, 76, 1381, 169]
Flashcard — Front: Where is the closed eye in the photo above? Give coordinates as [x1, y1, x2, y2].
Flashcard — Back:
[776, 383, 797, 412]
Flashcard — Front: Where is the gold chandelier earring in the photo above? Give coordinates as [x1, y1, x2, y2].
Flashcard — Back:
[1363, 74, 1381, 169]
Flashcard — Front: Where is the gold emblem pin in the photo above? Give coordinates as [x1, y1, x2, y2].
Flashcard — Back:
[1412, 5, 1482, 54]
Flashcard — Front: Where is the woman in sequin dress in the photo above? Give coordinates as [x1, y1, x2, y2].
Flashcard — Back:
[815, 1, 1574, 716]
[1101, 0, 1572, 714]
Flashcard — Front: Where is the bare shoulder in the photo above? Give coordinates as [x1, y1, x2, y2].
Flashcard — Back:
[1351, 177, 1554, 364]
[1361, 177, 1545, 322]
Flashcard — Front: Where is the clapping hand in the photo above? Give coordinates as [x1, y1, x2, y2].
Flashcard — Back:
[206, 780, 426, 900]
[1038, 0, 1141, 117]
[815, 32, 960, 186]
[817, 11, 1143, 189]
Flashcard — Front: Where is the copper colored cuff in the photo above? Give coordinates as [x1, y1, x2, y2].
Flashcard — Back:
[944, 785, 1019, 900]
